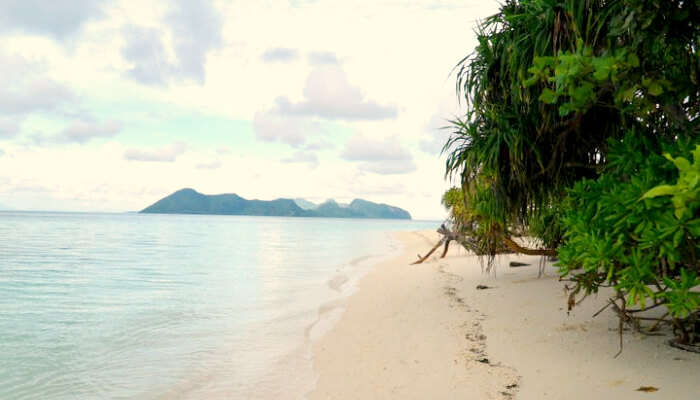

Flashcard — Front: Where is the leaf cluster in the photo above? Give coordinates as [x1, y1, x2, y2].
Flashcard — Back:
[558, 140, 699, 320]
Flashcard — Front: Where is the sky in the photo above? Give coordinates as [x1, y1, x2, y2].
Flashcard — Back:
[0, 0, 500, 220]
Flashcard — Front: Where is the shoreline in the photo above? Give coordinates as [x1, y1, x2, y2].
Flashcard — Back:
[308, 230, 700, 399]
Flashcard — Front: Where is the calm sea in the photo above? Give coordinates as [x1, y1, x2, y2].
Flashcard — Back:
[0, 211, 438, 399]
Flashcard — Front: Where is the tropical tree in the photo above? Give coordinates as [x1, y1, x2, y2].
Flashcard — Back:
[444, 0, 699, 348]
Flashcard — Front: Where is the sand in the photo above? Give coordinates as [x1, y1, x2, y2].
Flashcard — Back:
[308, 230, 700, 399]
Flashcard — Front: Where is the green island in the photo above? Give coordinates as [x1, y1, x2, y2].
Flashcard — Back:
[140, 188, 412, 220]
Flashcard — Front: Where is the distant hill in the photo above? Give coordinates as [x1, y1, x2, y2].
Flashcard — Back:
[141, 189, 411, 220]
[293, 198, 317, 210]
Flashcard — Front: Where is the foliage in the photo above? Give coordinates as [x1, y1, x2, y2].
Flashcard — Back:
[642, 146, 700, 220]
[443, 0, 700, 344]
[442, 187, 469, 230]
[441, 184, 511, 259]
[558, 141, 699, 324]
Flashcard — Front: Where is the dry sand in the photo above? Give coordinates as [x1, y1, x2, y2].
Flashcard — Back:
[308, 230, 700, 399]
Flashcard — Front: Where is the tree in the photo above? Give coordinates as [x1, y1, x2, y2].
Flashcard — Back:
[444, 0, 699, 348]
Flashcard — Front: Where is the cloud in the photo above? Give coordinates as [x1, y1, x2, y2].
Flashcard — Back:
[341, 134, 416, 175]
[121, 0, 222, 85]
[419, 112, 451, 154]
[307, 51, 338, 65]
[342, 134, 413, 161]
[0, 79, 75, 116]
[196, 160, 222, 169]
[124, 142, 187, 162]
[0, 0, 107, 40]
[121, 26, 172, 86]
[0, 118, 20, 138]
[253, 110, 309, 147]
[304, 139, 334, 151]
[262, 47, 299, 63]
[166, 0, 222, 84]
[282, 150, 319, 167]
[274, 66, 397, 120]
[0, 51, 76, 118]
[359, 159, 416, 175]
[54, 120, 123, 144]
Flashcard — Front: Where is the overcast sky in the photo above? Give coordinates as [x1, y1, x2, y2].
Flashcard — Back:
[0, 0, 499, 219]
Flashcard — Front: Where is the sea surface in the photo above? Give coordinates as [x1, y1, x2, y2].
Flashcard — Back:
[0, 211, 438, 399]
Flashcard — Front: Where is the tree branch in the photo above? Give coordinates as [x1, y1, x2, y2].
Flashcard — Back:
[502, 236, 557, 257]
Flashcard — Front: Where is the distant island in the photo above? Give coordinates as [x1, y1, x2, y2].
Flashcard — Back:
[140, 188, 412, 220]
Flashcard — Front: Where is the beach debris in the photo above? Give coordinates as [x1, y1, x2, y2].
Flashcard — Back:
[411, 224, 483, 264]
[509, 261, 530, 267]
[476, 284, 492, 290]
[567, 291, 576, 311]
[668, 339, 700, 354]
[505, 383, 518, 389]
[636, 386, 659, 392]
[477, 358, 489, 364]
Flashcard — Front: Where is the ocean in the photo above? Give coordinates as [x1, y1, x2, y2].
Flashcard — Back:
[0, 211, 438, 399]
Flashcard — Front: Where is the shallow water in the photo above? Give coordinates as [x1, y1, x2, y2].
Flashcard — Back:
[0, 211, 437, 399]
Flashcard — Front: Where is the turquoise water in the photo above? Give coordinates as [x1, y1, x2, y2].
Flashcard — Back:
[0, 211, 438, 399]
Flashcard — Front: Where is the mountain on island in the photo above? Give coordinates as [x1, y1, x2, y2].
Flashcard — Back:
[141, 188, 412, 220]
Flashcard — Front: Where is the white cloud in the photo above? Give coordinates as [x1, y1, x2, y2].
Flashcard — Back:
[54, 120, 123, 144]
[0, 78, 75, 116]
[124, 142, 187, 162]
[0, 0, 108, 40]
[121, 25, 172, 86]
[0, 118, 20, 138]
[341, 134, 416, 175]
[282, 150, 319, 167]
[419, 109, 456, 155]
[195, 160, 222, 169]
[359, 159, 416, 175]
[275, 66, 397, 121]
[342, 134, 413, 161]
[304, 139, 334, 151]
[166, 0, 222, 84]
[253, 110, 309, 147]
[307, 51, 338, 65]
[120, 0, 222, 85]
[262, 47, 299, 63]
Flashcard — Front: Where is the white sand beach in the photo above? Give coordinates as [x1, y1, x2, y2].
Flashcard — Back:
[309, 230, 700, 399]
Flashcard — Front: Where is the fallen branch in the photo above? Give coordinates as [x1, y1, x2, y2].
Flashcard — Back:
[411, 238, 445, 264]
[502, 236, 557, 257]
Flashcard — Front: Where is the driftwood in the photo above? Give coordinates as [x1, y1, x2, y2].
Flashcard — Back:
[411, 238, 446, 265]
[411, 224, 554, 265]
[502, 236, 556, 257]
[411, 224, 482, 265]
[509, 261, 530, 267]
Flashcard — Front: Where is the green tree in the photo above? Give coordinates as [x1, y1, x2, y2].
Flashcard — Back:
[444, 0, 699, 346]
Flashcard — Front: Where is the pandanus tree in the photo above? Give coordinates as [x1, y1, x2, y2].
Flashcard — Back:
[443, 0, 699, 349]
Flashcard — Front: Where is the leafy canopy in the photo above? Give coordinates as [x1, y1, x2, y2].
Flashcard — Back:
[444, 0, 699, 343]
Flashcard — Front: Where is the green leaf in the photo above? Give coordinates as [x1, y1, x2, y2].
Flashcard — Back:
[592, 57, 613, 81]
[648, 81, 663, 96]
[627, 53, 640, 68]
[642, 185, 676, 199]
[539, 88, 558, 104]
[665, 155, 691, 173]
[621, 86, 637, 101]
